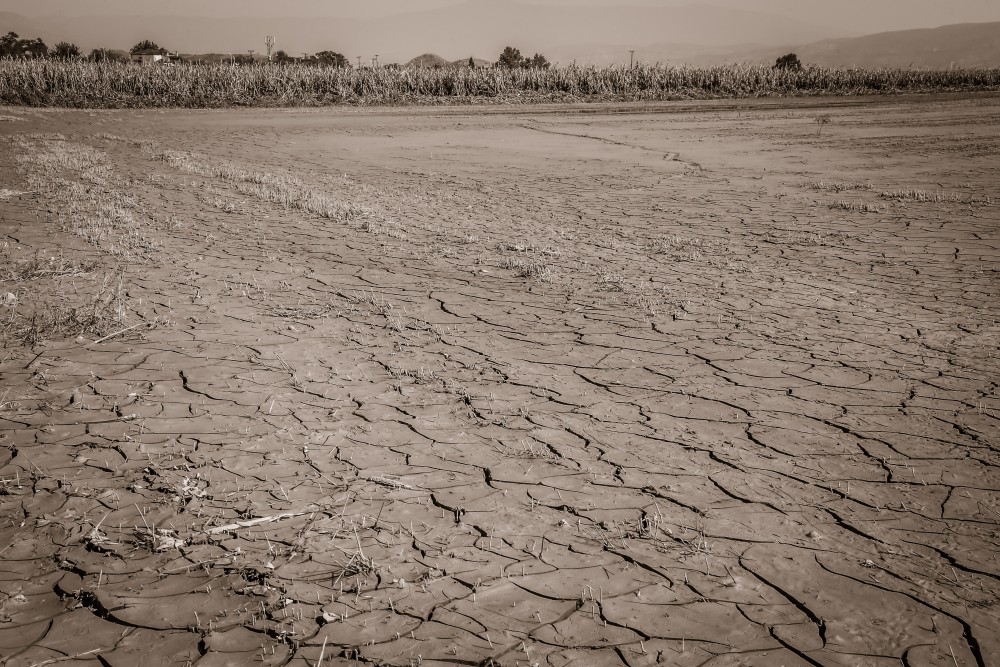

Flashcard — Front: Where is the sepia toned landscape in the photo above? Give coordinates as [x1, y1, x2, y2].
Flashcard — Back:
[0, 94, 998, 666]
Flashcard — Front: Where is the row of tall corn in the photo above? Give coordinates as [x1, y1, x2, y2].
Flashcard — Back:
[1, 60, 999, 107]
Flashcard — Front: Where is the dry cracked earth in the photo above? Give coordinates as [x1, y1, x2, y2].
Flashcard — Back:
[0, 96, 998, 667]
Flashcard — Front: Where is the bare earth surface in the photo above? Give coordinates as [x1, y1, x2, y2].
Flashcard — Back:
[1, 97, 999, 667]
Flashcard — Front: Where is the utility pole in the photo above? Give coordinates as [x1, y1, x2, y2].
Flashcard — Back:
[356, 56, 361, 68]
[373, 54, 379, 67]
[629, 50, 635, 67]
[265, 35, 275, 62]
[248, 49, 255, 61]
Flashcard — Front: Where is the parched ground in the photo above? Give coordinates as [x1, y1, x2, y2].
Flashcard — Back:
[0, 96, 998, 667]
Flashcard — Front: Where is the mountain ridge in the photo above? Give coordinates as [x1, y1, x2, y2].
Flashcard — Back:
[649, 21, 1000, 68]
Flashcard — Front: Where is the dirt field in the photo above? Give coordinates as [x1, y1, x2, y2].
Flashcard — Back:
[1, 96, 998, 667]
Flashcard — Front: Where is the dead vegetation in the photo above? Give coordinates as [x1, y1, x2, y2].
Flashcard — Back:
[153, 149, 372, 223]
[1, 268, 131, 345]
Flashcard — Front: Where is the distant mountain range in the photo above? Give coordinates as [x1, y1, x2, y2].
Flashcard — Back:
[764, 22, 1000, 69]
[405, 54, 492, 68]
[2, 4, 998, 69]
[611, 21, 1000, 68]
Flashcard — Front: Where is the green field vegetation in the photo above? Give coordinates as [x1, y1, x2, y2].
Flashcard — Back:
[1, 59, 999, 107]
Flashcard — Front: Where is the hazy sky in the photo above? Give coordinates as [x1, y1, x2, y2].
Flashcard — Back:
[7, 0, 1000, 31]
[4, 0, 999, 61]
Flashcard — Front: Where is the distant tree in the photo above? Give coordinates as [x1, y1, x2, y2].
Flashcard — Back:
[52, 42, 81, 60]
[527, 53, 550, 69]
[130, 40, 166, 55]
[468, 56, 475, 69]
[312, 50, 348, 67]
[273, 49, 295, 63]
[26, 38, 47, 58]
[1, 32, 48, 58]
[497, 46, 550, 69]
[773, 53, 802, 70]
[0, 32, 19, 57]
[497, 46, 523, 69]
[232, 54, 256, 65]
[88, 48, 127, 62]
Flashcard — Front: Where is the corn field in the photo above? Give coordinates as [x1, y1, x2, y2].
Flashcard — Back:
[1, 59, 999, 107]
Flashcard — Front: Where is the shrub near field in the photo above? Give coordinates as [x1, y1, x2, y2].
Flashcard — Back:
[1, 60, 1000, 107]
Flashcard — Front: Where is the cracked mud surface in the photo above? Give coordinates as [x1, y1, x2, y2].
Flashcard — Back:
[1, 97, 999, 666]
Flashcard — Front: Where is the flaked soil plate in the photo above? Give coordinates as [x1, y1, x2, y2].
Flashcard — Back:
[0, 96, 998, 666]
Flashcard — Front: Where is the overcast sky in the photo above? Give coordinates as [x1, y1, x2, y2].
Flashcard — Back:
[4, 0, 999, 61]
[7, 0, 1000, 30]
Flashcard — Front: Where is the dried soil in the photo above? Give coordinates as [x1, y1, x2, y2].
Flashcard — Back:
[1, 96, 998, 666]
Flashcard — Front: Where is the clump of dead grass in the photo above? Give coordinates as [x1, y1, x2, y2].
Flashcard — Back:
[499, 256, 554, 281]
[0, 246, 97, 283]
[153, 149, 372, 223]
[265, 303, 335, 320]
[878, 189, 994, 205]
[646, 235, 722, 262]
[807, 180, 874, 192]
[2, 269, 131, 346]
[362, 217, 408, 239]
[829, 199, 883, 213]
[57, 199, 162, 263]
[9, 135, 163, 263]
[597, 269, 628, 292]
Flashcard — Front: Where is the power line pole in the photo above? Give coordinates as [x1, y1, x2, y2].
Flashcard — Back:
[265, 35, 275, 61]
[356, 56, 361, 68]
[373, 54, 379, 67]
[629, 50, 634, 67]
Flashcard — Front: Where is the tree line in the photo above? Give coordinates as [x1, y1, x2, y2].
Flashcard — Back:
[2, 32, 555, 69]
[1, 33, 162, 61]
[3, 30, 804, 72]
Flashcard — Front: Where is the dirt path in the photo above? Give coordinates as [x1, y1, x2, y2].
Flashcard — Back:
[1, 98, 999, 666]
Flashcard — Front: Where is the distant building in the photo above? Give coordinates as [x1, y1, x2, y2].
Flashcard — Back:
[130, 49, 180, 65]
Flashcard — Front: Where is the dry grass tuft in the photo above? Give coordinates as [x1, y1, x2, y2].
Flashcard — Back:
[646, 235, 722, 262]
[878, 189, 993, 205]
[807, 180, 874, 192]
[154, 150, 372, 223]
[0, 246, 97, 283]
[9, 135, 162, 263]
[499, 256, 554, 281]
[2, 269, 132, 346]
[829, 199, 883, 213]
